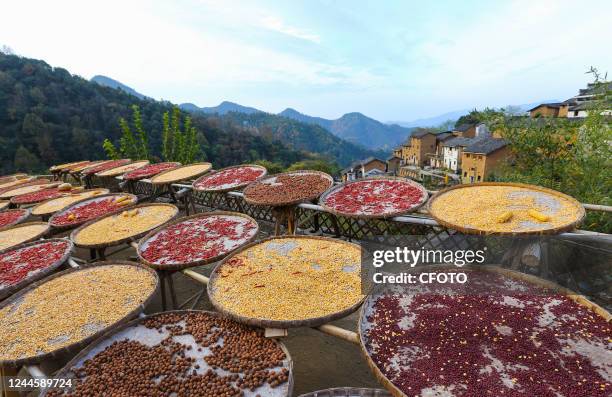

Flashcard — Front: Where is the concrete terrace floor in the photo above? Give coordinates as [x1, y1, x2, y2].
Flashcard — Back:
[30, 212, 381, 396]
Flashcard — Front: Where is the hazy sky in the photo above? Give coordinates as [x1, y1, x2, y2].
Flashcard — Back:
[2, 0, 611, 121]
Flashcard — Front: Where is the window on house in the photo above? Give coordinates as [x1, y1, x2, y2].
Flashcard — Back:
[477, 175, 481, 181]
[463, 171, 467, 177]
[465, 154, 469, 158]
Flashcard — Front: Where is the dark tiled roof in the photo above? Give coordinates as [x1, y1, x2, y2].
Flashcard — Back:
[464, 138, 508, 155]
[341, 157, 385, 174]
[453, 123, 474, 132]
[386, 155, 402, 161]
[411, 129, 436, 138]
[435, 132, 454, 142]
[442, 137, 474, 148]
[528, 102, 565, 111]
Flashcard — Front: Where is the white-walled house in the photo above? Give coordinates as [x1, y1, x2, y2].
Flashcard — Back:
[441, 137, 473, 172]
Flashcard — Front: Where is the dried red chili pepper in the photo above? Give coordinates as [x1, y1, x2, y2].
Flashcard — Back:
[324, 180, 425, 216]
[0, 209, 28, 228]
[51, 197, 126, 226]
[194, 166, 265, 191]
[140, 214, 258, 265]
[0, 240, 70, 287]
[123, 163, 180, 181]
[11, 188, 64, 204]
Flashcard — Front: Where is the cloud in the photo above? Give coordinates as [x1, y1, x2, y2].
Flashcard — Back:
[259, 15, 320, 43]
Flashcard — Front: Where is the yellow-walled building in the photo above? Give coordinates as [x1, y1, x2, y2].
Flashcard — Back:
[460, 138, 510, 183]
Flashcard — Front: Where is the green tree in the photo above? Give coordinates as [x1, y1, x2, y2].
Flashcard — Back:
[103, 105, 150, 160]
[490, 69, 611, 232]
[254, 159, 285, 174]
[14, 145, 41, 172]
[286, 159, 339, 175]
[162, 106, 200, 163]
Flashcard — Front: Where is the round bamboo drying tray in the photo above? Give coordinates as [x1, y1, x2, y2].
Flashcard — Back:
[68, 160, 106, 175]
[319, 176, 428, 219]
[70, 203, 179, 249]
[0, 177, 36, 191]
[31, 188, 110, 217]
[0, 174, 28, 185]
[427, 182, 585, 236]
[243, 170, 334, 207]
[357, 265, 611, 397]
[0, 201, 9, 211]
[49, 161, 88, 172]
[298, 388, 391, 397]
[208, 235, 365, 329]
[0, 261, 159, 367]
[49, 193, 137, 231]
[137, 211, 259, 271]
[193, 164, 268, 193]
[0, 221, 50, 251]
[95, 160, 150, 177]
[0, 238, 73, 301]
[0, 182, 59, 200]
[81, 159, 131, 176]
[0, 208, 30, 229]
[40, 310, 294, 397]
[9, 186, 68, 205]
[150, 162, 212, 185]
[123, 162, 181, 181]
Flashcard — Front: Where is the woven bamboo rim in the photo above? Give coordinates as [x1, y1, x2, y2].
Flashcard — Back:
[49, 161, 89, 172]
[0, 238, 74, 301]
[31, 189, 110, 217]
[95, 160, 150, 178]
[243, 170, 334, 207]
[357, 265, 611, 397]
[427, 182, 586, 236]
[0, 179, 47, 197]
[0, 174, 28, 185]
[0, 260, 159, 367]
[81, 159, 131, 176]
[137, 211, 260, 271]
[0, 177, 36, 191]
[150, 162, 213, 185]
[319, 176, 429, 220]
[123, 162, 181, 181]
[70, 202, 179, 249]
[298, 388, 391, 397]
[1, 182, 60, 200]
[39, 309, 294, 397]
[0, 201, 9, 211]
[0, 222, 50, 252]
[69, 160, 107, 175]
[208, 235, 366, 329]
[49, 193, 137, 231]
[9, 185, 68, 205]
[193, 164, 268, 193]
[0, 208, 30, 229]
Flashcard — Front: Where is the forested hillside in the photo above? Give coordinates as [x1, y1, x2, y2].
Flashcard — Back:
[0, 54, 309, 173]
[208, 112, 386, 167]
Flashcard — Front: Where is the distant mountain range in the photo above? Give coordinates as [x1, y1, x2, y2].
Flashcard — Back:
[90, 75, 383, 166]
[179, 101, 413, 150]
[91, 75, 557, 153]
[91, 75, 150, 100]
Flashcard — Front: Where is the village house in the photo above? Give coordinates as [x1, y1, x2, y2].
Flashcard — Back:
[386, 155, 402, 175]
[441, 136, 473, 172]
[399, 130, 437, 167]
[529, 103, 569, 118]
[530, 82, 611, 119]
[340, 157, 386, 181]
[460, 138, 509, 183]
[428, 131, 454, 168]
